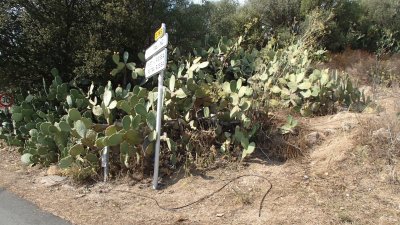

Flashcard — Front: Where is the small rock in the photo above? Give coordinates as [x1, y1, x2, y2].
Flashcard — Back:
[372, 128, 390, 139]
[74, 194, 86, 199]
[216, 213, 224, 217]
[323, 129, 336, 136]
[342, 122, 354, 131]
[340, 207, 345, 210]
[39, 175, 67, 187]
[303, 175, 309, 180]
[305, 132, 320, 146]
[47, 165, 61, 175]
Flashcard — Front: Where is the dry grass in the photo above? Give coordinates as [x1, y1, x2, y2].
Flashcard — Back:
[356, 96, 400, 184]
[255, 111, 308, 161]
[322, 48, 400, 87]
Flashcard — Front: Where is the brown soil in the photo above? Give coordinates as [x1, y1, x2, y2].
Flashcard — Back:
[1, 88, 400, 225]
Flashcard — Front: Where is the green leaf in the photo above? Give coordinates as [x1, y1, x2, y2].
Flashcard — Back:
[131, 115, 142, 128]
[48, 125, 58, 133]
[95, 137, 105, 148]
[86, 153, 98, 164]
[231, 93, 239, 105]
[169, 75, 176, 92]
[287, 82, 298, 92]
[135, 103, 147, 116]
[103, 89, 112, 107]
[69, 144, 84, 157]
[21, 153, 33, 165]
[117, 62, 125, 70]
[134, 68, 145, 77]
[321, 72, 329, 85]
[109, 100, 117, 109]
[148, 131, 157, 141]
[51, 68, 59, 77]
[138, 52, 145, 63]
[120, 141, 130, 155]
[166, 138, 177, 152]
[298, 81, 312, 90]
[92, 105, 103, 116]
[124, 129, 142, 145]
[175, 88, 187, 98]
[110, 69, 119, 76]
[146, 111, 157, 130]
[107, 133, 123, 146]
[198, 61, 209, 69]
[122, 115, 131, 130]
[241, 142, 255, 160]
[222, 82, 231, 93]
[271, 86, 281, 93]
[74, 120, 87, 138]
[82, 129, 97, 147]
[230, 80, 237, 93]
[25, 94, 34, 102]
[241, 137, 249, 149]
[40, 122, 51, 135]
[68, 108, 81, 122]
[237, 79, 242, 90]
[59, 156, 73, 169]
[12, 113, 23, 122]
[29, 129, 38, 137]
[296, 72, 305, 83]
[112, 54, 120, 65]
[238, 86, 247, 98]
[230, 105, 240, 118]
[301, 90, 312, 98]
[66, 95, 73, 107]
[204, 107, 210, 118]
[105, 125, 117, 136]
[126, 62, 136, 71]
[260, 73, 269, 81]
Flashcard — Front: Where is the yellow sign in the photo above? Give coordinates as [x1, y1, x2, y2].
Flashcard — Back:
[154, 23, 166, 41]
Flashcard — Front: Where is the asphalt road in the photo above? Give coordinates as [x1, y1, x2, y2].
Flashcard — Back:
[0, 188, 72, 225]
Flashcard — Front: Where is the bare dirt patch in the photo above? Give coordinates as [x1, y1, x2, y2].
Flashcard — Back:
[1, 89, 400, 225]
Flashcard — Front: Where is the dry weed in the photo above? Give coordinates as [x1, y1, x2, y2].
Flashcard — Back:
[322, 49, 400, 87]
[357, 102, 400, 184]
[255, 111, 308, 161]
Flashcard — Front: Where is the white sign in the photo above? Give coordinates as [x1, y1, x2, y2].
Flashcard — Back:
[145, 33, 168, 60]
[145, 48, 167, 78]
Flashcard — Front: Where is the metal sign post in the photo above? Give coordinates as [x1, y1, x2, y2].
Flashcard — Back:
[144, 23, 168, 190]
[0, 93, 15, 134]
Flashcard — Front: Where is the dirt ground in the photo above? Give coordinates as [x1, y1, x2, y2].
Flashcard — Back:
[1, 88, 400, 225]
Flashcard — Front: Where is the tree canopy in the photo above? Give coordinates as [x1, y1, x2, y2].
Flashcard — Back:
[1, 0, 399, 90]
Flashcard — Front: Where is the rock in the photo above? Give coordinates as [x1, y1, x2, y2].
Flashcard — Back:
[216, 213, 224, 217]
[323, 129, 336, 136]
[305, 132, 321, 146]
[372, 128, 390, 139]
[47, 165, 61, 175]
[342, 122, 354, 131]
[39, 175, 67, 187]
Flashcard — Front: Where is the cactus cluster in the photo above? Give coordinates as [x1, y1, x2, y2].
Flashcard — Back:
[0, 35, 370, 180]
[251, 41, 370, 116]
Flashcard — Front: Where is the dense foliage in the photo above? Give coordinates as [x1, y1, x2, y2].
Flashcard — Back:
[0, 30, 369, 180]
[2, 0, 400, 90]
[0, 0, 384, 180]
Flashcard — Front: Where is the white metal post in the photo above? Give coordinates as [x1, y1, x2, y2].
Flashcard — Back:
[102, 146, 109, 182]
[152, 71, 164, 189]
